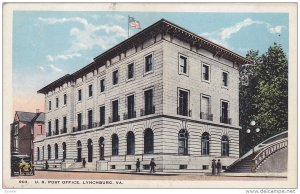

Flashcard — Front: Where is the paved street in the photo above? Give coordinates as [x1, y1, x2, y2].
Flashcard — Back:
[13, 170, 287, 181]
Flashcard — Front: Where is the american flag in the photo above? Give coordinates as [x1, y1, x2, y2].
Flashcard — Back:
[129, 17, 141, 29]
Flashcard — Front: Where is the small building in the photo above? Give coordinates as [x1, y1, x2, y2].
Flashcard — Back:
[11, 110, 45, 162]
[34, 19, 251, 172]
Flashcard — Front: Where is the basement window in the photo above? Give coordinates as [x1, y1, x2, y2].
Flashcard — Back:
[125, 165, 132, 170]
[202, 165, 209, 170]
[179, 165, 187, 169]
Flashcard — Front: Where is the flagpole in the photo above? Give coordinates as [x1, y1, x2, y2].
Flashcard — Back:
[128, 15, 130, 38]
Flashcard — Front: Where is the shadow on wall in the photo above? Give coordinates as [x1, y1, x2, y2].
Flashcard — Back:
[256, 148, 288, 173]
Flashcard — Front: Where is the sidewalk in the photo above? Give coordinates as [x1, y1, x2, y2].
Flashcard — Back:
[37, 169, 287, 178]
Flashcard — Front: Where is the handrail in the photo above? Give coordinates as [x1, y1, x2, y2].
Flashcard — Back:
[252, 138, 288, 172]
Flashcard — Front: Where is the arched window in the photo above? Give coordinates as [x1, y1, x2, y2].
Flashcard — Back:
[47, 144, 51, 160]
[112, 134, 119, 156]
[62, 142, 66, 161]
[127, 131, 135, 155]
[144, 128, 154, 154]
[37, 147, 40, 161]
[201, 132, 210, 155]
[178, 129, 188, 154]
[54, 143, 58, 159]
[221, 135, 229, 156]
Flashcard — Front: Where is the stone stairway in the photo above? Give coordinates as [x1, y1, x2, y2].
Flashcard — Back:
[225, 153, 256, 173]
[67, 161, 96, 171]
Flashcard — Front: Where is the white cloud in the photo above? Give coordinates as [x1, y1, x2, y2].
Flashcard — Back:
[268, 25, 284, 34]
[47, 55, 54, 62]
[201, 18, 285, 51]
[47, 53, 81, 62]
[220, 18, 263, 40]
[38, 66, 45, 71]
[39, 16, 127, 54]
[48, 64, 63, 73]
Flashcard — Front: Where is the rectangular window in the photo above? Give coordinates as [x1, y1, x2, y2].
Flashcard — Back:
[49, 101, 51, 111]
[88, 84, 93, 97]
[48, 121, 51, 135]
[112, 100, 119, 122]
[39, 125, 43, 134]
[201, 95, 212, 121]
[99, 106, 105, 126]
[88, 110, 93, 129]
[100, 79, 105, 92]
[221, 101, 230, 124]
[77, 113, 82, 131]
[178, 90, 189, 116]
[145, 54, 153, 73]
[64, 94, 67, 105]
[144, 89, 154, 115]
[56, 97, 59, 108]
[202, 64, 210, 81]
[78, 89, 82, 101]
[179, 55, 187, 74]
[127, 95, 135, 119]
[55, 119, 59, 135]
[223, 72, 228, 87]
[128, 63, 134, 79]
[63, 116, 67, 133]
[179, 165, 188, 169]
[113, 70, 119, 85]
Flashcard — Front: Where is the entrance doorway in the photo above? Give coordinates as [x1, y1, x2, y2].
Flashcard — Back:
[77, 141, 82, 162]
[87, 139, 93, 162]
[99, 137, 105, 160]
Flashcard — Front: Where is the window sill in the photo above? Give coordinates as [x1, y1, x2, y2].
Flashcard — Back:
[201, 79, 210, 84]
[126, 77, 135, 83]
[143, 70, 154, 77]
[111, 84, 119, 89]
[221, 86, 229, 90]
[178, 72, 189, 77]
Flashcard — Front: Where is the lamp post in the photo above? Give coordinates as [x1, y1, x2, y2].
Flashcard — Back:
[246, 120, 260, 154]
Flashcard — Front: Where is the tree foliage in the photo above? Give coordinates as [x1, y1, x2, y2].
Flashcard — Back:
[239, 43, 288, 155]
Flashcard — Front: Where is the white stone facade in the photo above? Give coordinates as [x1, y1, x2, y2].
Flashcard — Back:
[34, 19, 249, 172]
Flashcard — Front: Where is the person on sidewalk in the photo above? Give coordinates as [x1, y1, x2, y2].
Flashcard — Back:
[211, 159, 217, 175]
[82, 158, 86, 168]
[217, 159, 222, 175]
[45, 160, 49, 170]
[150, 158, 156, 173]
[136, 158, 141, 172]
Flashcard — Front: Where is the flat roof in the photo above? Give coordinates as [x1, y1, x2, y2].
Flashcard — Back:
[38, 18, 252, 94]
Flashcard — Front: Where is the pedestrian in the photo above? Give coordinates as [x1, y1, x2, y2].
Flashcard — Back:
[217, 159, 222, 175]
[45, 160, 49, 170]
[82, 158, 86, 168]
[211, 159, 216, 175]
[136, 158, 141, 172]
[150, 158, 156, 173]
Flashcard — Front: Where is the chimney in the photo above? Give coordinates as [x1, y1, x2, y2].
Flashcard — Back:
[36, 109, 40, 113]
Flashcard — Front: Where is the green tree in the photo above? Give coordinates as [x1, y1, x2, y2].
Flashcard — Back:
[239, 43, 288, 155]
[255, 43, 288, 138]
[239, 50, 260, 155]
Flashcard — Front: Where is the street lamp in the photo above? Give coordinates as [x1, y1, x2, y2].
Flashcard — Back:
[246, 120, 260, 154]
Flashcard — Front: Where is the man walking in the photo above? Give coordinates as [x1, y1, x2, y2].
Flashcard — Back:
[211, 159, 217, 175]
[217, 159, 222, 175]
[136, 158, 141, 172]
[82, 158, 86, 168]
[150, 158, 156, 173]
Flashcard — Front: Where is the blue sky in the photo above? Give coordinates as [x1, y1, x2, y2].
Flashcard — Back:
[12, 11, 288, 112]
